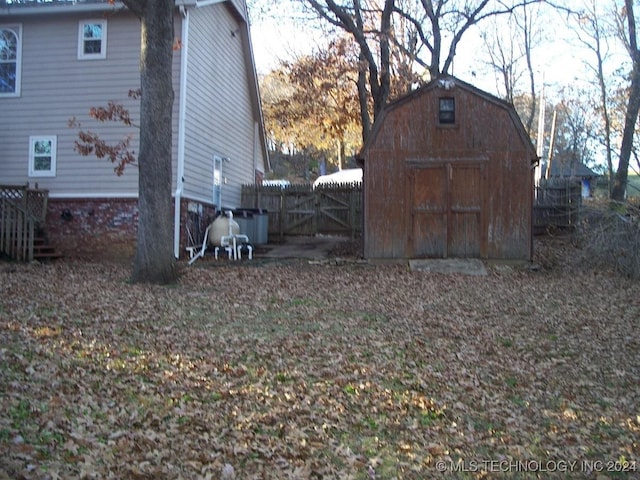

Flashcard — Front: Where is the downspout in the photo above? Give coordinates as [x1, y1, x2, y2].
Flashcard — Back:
[174, 5, 189, 258]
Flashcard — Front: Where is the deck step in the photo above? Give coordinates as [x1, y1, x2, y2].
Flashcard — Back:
[33, 250, 63, 260]
[0, 235, 62, 261]
[33, 237, 62, 260]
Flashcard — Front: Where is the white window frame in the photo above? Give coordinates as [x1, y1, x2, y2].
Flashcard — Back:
[77, 19, 107, 60]
[28, 136, 57, 178]
[0, 24, 22, 98]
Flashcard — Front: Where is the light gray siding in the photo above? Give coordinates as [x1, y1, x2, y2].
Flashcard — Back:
[181, 1, 265, 209]
[1, 2, 264, 212]
[228, 0, 248, 21]
[0, 10, 183, 197]
[0, 12, 139, 195]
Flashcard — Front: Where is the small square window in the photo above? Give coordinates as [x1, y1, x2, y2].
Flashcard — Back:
[78, 20, 107, 60]
[439, 97, 455, 124]
[29, 136, 57, 177]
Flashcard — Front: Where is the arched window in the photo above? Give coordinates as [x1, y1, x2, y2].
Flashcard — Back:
[0, 25, 21, 97]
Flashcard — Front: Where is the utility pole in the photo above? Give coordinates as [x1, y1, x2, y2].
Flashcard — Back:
[545, 109, 558, 180]
[535, 79, 546, 187]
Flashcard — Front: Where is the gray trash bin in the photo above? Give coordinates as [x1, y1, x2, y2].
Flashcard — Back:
[233, 209, 256, 243]
[253, 208, 268, 245]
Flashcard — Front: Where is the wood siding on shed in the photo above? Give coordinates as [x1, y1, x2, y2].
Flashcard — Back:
[362, 80, 533, 261]
[363, 150, 407, 258]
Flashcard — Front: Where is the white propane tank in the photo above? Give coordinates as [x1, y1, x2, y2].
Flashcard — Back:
[207, 215, 239, 246]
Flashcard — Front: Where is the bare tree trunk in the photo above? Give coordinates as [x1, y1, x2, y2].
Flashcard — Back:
[376, 0, 393, 117]
[521, 3, 536, 135]
[594, 30, 615, 197]
[613, 60, 640, 200]
[594, 2, 614, 196]
[480, 4, 537, 134]
[422, 0, 441, 79]
[124, 0, 178, 284]
[306, 0, 394, 142]
[578, 0, 615, 196]
[613, 0, 640, 201]
[357, 49, 371, 143]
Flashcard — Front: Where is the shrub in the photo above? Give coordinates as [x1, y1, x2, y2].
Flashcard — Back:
[575, 200, 640, 278]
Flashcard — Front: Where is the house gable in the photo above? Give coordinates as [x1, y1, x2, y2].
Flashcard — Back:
[180, 1, 266, 209]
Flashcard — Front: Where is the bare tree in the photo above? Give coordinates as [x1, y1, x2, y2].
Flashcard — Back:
[388, 0, 429, 94]
[302, 0, 544, 142]
[479, 1, 543, 136]
[572, 0, 616, 196]
[551, 94, 599, 172]
[481, 17, 521, 104]
[516, 1, 541, 135]
[393, 0, 540, 79]
[612, 0, 640, 201]
[304, 0, 394, 142]
[121, 0, 178, 284]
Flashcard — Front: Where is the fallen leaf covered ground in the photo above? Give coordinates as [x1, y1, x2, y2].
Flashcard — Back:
[0, 236, 638, 479]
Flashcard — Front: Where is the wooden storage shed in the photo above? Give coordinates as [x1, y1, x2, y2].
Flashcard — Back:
[357, 76, 537, 261]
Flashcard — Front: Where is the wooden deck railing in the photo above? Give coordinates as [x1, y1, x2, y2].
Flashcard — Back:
[0, 184, 49, 261]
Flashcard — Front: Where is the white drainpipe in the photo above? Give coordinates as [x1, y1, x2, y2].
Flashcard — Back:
[174, 6, 190, 258]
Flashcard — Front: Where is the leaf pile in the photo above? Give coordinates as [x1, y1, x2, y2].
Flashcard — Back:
[0, 239, 638, 479]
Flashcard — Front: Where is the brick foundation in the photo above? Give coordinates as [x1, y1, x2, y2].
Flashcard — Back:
[45, 197, 218, 260]
[46, 198, 139, 260]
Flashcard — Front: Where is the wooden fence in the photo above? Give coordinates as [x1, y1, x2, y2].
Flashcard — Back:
[241, 183, 362, 238]
[241, 179, 579, 240]
[0, 184, 49, 261]
[533, 178, 582, 230]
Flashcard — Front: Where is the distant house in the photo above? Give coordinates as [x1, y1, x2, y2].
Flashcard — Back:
[0, 0, 269, 258]
[357, 76, 537, 261]
[544, 160, 599, 198]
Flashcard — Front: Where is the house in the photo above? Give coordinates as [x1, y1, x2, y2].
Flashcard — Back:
[544, 160, 599, 198]
[357, 76, 537, 261]
[0, 0, 269, 259]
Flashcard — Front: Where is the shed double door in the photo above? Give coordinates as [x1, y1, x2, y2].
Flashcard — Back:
[409, 163, 484, 258]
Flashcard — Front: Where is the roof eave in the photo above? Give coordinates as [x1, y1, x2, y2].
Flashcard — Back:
[1, 1, 125, 15]
[0, 1, 197, 15]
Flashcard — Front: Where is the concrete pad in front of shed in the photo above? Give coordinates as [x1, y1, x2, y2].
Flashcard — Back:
[409, 258, 488, 276]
